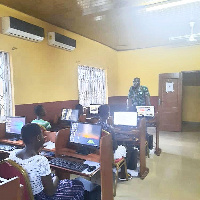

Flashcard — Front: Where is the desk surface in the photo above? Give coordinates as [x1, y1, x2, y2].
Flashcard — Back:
[57, 148, 100, 163]
[0, 138, 56, 155]
[0, 138, 24, 146]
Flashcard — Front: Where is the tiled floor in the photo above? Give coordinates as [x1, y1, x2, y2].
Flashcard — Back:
[115, 128, 200, 200]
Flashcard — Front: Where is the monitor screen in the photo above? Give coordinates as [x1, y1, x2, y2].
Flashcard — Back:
[114, 112, 137, 126]
[61, 109, 79, 122]
[89, 104, 101, 115]
[70, 122, 102, 148]
[6, 116, 26, 135]
[136, 106, 154, 117]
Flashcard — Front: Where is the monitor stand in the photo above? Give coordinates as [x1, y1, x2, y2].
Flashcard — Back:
[76, 145, 91, 155]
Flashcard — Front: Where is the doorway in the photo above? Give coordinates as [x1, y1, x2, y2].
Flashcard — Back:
[158, 70, 200, 132]
[182, 71, 200, 132]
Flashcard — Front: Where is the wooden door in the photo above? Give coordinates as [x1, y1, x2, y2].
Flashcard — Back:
[158, 73, 182, 131]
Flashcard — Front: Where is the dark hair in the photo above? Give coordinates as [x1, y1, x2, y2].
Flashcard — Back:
[75, 104, 83, 117]
[133, 77, 140, 82]
[21, 123, 41, 144]
[99, 104, 110, 119]
[34, 105, 45, 116]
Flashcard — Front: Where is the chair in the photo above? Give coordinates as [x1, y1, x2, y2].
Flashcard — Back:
[0, 159, 34, 200]
[113, 157, 128, 197]
[0, 176, 21, 200]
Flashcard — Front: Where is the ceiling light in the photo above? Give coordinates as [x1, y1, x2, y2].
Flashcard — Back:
[146, 0, 200, 11]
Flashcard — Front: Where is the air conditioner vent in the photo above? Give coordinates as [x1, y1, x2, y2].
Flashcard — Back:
[48, 32, 76, 51]
[1, 16, 44, 42]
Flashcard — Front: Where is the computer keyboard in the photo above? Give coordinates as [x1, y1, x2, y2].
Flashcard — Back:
[0, 143, 20, 151]
[49, 157, 89, 172]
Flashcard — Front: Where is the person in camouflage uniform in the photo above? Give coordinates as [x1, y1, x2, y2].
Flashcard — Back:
[127, 77, 151, 111]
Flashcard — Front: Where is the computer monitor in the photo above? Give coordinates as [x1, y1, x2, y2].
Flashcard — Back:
[61, 109, 79, 122]
[6, 116, 26, 135]
[136, 106, 154, 117]
[89, 104, 101, 115]
[114, 112, 138, 127]
[70, 122, 102, 149]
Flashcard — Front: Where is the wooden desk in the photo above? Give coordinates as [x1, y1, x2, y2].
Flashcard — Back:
[0, 130, 57, 159]
[55, 128, 114, 200]
[114, 118, 149, 179]
[0, 125, 114, 199]
[146, 113, 161, 156]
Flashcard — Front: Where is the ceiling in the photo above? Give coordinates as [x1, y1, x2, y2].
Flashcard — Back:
[0, 0, 200, 50]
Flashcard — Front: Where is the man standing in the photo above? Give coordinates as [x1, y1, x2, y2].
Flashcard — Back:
[127, 77, 151, 111]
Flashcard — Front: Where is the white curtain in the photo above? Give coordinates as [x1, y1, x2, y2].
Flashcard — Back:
[78, 65, 107, 107]
[0, 52, 13, 117]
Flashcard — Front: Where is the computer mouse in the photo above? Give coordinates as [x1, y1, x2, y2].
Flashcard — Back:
[87, 166, 96, 172]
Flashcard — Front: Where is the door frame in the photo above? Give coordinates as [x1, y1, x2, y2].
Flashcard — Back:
[158, 72, 183, 132]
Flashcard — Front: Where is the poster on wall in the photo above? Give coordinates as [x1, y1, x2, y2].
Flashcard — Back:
[166, 82, 174, 93]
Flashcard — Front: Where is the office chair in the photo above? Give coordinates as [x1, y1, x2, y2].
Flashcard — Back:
[113, 157, 128, 197]
[0, 159, 34, 200]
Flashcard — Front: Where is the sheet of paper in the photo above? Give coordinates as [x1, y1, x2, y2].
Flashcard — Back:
[43, 141, 55, 150]
[166, 82, 174, 93]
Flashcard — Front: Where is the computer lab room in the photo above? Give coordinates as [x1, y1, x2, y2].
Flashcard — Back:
[0, 0, 200, 200]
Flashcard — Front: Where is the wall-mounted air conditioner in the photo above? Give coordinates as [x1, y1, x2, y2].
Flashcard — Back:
[1, 16, 44, 42]
[48, 32, 76, 51]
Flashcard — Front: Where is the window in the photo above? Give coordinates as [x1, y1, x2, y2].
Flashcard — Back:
[0, 52, 13, 118]
[78, 65, 107, 106]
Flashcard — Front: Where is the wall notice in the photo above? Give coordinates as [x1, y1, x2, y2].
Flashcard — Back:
[166, 82, 174, 93]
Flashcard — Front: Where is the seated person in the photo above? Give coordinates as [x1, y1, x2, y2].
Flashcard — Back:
[98, 105, 130, 179]
[75, 104, 86, 123]
[98, 104, 118, 152]
[9, 123, 84, 200]
[32, 105, 51, 130]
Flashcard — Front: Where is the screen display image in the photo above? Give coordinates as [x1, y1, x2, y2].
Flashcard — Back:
[89, 105, 101, 115]
[61, 109, 79, 122]
[70, 122, 101, 147]
[136, 106, 154, 117]
[114, 112, 137, 126]
[6, 117, 26, 135]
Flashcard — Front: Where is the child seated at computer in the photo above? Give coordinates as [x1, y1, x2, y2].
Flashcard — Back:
[98, 105, 135, 178]
[32, 105, 51, 130]
[75, 104, 86, 123]
[9, 123, 84, 200]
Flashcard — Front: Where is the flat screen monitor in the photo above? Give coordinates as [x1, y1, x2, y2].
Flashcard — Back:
[6, 116, 26, 135]
[136, 106, 154, 117]
[114, 112, 137, 127]
[70, 122, 102, 148]
[61, 109, 79, 122]
[89, 104, 101, 115]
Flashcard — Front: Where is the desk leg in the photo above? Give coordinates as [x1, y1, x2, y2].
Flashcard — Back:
[155, 126, 162, 156]
[55, 169, 70, 180]
[139, 118, 149, 179]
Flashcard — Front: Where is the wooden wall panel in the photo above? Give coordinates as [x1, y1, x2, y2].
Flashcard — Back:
[15, 96, 158, 124]
[15, 100, 78, 123]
